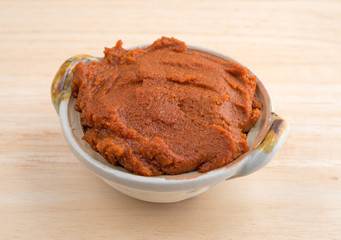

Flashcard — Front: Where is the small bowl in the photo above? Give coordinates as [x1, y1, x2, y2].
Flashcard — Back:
[51, 45, 288, 203]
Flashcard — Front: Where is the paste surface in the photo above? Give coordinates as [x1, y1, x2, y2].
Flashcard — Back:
[71, 37, 262, 176]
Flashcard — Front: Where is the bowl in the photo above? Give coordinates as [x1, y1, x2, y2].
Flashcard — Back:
[51, 44, 288, 203]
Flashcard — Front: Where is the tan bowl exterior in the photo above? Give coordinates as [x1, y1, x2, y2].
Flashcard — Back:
[51, 45, 288, 203]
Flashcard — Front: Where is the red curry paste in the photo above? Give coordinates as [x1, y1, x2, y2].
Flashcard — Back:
[71, 37, 262, 176]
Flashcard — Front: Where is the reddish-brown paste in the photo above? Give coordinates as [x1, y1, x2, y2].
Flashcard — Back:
[71, 37, 262, 176]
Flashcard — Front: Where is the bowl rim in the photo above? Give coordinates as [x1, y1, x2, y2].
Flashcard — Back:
[59, 44, 272, 191]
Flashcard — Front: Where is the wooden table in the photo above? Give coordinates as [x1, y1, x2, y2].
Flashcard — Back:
[1, 0, 340, 239]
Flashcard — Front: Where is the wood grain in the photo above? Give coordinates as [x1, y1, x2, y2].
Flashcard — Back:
[0, 0, 340, 239]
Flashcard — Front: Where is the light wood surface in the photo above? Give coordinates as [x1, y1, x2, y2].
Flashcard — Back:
[1, 0, 340, 239]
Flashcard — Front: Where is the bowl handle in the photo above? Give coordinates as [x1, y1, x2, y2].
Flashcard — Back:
[231, 113, 289, 179]
[51, 55, 99, 114]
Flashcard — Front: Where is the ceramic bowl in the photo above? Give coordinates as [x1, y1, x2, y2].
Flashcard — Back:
[51, 45, 288, 203]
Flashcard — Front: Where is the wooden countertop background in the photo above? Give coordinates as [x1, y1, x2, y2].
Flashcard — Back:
[1, 0, 340, 239]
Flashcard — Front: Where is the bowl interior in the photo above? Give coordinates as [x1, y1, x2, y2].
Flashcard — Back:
[66, 45, 272, 180]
